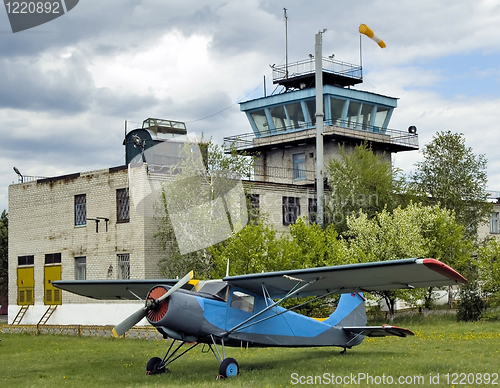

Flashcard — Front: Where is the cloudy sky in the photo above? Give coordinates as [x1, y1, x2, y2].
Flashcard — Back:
[1, 0, 500, 212]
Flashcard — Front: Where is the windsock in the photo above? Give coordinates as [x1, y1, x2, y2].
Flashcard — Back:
[359, 24, 386, 48]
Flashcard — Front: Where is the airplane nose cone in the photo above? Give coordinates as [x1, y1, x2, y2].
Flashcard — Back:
[146, 286, 169, 323]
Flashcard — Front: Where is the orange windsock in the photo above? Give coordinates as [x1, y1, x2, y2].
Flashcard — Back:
[359, 24, 386, 48]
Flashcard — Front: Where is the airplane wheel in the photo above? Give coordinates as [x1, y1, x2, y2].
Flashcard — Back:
[146, 357, 166, 375]
[219, 357, 239, 378]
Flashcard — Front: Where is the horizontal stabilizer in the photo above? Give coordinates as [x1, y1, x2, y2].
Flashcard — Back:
[343, 324, 414, 338]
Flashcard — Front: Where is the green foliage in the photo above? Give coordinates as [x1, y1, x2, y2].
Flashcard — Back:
[155, 191, 212, 279]
[0, 210, 7, 300]
[210, 216, 288, 277]
[210, 217, 348, 316]
[326, 142, 414, 233]
[456, 280, 485, 322]
[412, 130, 492, 238]
[346, 203, 472, 317]
[154, 140, 254, 278]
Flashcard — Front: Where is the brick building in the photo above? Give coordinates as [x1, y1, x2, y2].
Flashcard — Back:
[7, 166, 164, 325]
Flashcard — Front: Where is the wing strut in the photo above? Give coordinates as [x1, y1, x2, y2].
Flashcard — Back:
[232, 288, 341, 333]
[226, 277, 317, 335]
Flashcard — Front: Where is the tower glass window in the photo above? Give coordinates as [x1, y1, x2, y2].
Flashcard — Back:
[285, 103, 306, 129]
[330, 98, 346, 125]
[269, 106, 288, 132]
[250, 110, 269, 136]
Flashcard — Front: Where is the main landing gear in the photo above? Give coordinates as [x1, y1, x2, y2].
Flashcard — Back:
[145, 335, 240, 379]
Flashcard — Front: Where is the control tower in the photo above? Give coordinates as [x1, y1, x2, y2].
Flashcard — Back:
[224, 56, 418, 186]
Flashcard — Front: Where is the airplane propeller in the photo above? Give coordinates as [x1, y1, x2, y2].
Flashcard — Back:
[112, 270, 194, 337]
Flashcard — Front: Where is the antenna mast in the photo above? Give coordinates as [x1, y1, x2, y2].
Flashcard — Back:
[284, 8, 288, 79]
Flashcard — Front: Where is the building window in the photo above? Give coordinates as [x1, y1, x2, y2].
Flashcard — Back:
[75, 194, 86, 226]
[45, 253, 62, 264]
[247, 193, 260, 223]
[116, 188, 130, 223]
[308, 198, 317, 224]
[118, 253, 130, 279]
[490, 212, 499, 234]
[293, 153, 306, 181]
[75, 257, 86, 280]
[283, 196, 300, 226]
[18, 255, 34, 266]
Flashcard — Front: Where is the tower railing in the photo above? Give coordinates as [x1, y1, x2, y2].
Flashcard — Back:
[272, 57, 362, 84]
[224, 120, 418, 151]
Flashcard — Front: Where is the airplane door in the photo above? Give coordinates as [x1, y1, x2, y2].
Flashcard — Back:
[17, 267, 34, 305]
[44, 265, 62, 305]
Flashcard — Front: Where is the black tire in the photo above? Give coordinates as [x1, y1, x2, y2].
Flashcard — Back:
[219, 357, 239, 378]
[146, 357, 166, 375]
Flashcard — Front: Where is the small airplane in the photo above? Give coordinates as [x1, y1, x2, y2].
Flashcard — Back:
[54, 258, 467, 379]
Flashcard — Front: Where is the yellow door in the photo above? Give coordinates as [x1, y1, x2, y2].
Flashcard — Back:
[44, 265, 62, 305]
[17, 267, 34, 305]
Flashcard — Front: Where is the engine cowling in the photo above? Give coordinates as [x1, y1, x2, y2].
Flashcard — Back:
[145, 285, 205, 337]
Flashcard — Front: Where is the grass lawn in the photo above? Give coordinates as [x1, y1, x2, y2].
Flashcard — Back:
[1, 315, 499, 387]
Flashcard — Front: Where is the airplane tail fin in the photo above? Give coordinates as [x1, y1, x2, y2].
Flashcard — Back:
[323, 293, 367, 327]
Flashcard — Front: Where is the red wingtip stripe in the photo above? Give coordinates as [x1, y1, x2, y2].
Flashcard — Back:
[421, 258, 468, 284]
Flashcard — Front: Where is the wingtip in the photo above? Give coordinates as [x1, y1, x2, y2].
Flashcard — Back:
[112, 328, 120, 338]
[420, 258, 468, 284]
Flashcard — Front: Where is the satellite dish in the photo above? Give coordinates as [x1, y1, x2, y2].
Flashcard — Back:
[408, 126, 417, 134]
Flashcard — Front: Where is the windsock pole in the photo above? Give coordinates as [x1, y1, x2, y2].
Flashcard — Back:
[359, 24, 386, 48]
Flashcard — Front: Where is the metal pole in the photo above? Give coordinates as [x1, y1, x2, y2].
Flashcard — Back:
[284, 8, 288, 79]
[315, 32, 324, 227]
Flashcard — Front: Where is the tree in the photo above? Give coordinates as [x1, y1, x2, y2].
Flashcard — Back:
[412, 131, 492, 238]
[478, 238, 500, 309]
[155, 140, 254, 279]
[346, 203, 471, 319]
[0, 210, 8, 303]
[326, 142, 414, 234]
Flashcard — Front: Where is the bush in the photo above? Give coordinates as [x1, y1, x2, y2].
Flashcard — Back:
[456, 281, 485, 322]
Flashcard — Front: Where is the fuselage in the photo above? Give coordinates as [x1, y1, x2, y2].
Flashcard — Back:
[148, 285, 364, 349]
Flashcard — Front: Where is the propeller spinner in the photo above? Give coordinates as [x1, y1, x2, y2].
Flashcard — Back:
[112, 270, 194, 337]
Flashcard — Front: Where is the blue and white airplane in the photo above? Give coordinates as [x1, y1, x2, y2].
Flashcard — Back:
[54, 258, 467, 379]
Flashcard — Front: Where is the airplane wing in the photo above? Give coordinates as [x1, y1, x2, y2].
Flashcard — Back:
[344, 325, 414, 338]
[224, 258, 467, 299]
[52, 279, 197, 300]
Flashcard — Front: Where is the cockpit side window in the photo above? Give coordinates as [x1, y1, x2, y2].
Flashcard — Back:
[230, 291, 255, 313]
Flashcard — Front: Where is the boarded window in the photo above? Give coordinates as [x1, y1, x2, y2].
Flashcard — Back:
[75, 194, 86, 226]
[116, 188, 130, 223]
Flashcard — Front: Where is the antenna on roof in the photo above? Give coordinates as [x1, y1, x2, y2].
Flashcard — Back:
[284, 8, 289, 79]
